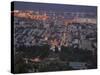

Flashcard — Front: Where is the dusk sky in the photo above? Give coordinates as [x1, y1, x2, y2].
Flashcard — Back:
[12, 1, 97, 14]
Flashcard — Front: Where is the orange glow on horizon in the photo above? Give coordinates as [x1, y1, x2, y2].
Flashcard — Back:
[12, 10, 49, 21]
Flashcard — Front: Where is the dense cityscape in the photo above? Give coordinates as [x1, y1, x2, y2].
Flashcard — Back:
[12, 7, 97, 73]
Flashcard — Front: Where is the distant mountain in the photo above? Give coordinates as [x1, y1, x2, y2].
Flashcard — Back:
[12, 1, 97, 14]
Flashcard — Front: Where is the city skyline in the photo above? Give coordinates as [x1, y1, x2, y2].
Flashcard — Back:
[11, 1, 97, 73]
